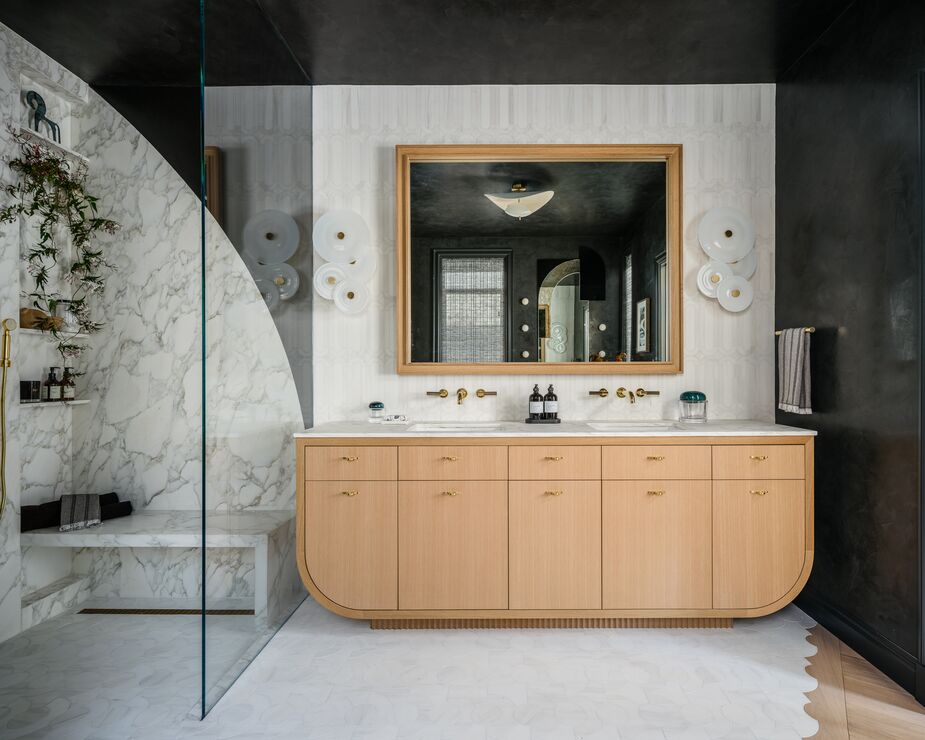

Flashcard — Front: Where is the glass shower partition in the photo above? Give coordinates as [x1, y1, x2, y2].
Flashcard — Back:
[200, 0, 311, 714]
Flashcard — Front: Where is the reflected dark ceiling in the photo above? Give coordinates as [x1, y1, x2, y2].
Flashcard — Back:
[2, 0, 853, 86]
[410, 161, 666, 238]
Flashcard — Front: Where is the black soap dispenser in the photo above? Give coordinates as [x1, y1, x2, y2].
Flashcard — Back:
[544, 384, 559, 421]
[528, 384, 543, 421]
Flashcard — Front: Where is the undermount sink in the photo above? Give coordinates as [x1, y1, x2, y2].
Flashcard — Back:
[586, 420, 683, 432]
[408, 422, 504, 433]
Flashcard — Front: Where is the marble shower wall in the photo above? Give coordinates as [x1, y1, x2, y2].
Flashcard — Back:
[0, 22, 304, 638]
[72, 88, 302, 514]
[0, 25, 89, 642]
[312, 85, 776, 424]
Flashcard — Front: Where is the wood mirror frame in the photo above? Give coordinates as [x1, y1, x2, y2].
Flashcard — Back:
[396, 144, 683, 375]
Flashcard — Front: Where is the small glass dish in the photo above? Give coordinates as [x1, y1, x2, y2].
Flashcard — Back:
[679, 391, 707, 423]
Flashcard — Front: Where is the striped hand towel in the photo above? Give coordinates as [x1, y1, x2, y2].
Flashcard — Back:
[777, 328, 812, 414]
[59, 494, 102, 532]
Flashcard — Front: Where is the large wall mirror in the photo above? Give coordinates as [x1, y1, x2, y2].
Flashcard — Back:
[396, 145, 682, 374]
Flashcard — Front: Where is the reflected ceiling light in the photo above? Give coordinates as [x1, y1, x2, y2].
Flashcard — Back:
[484, 183, 554, 219]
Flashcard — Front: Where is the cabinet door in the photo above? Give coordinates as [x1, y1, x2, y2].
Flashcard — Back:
[398, 481, 508, 609]
[509, 481, 601, 609]
[304, 481, 397, 610]
[713, 480, 806, 609]
[602, 481, 712, 609]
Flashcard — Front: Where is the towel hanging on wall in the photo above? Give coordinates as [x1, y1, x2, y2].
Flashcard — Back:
[777, 328, 812, 414]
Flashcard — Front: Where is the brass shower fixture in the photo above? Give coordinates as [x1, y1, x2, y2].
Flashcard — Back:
[1, 317, 16, 522]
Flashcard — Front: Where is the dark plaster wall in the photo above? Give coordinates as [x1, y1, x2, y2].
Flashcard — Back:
[627, 194, 667, 360]
[776, 0, 925, 696]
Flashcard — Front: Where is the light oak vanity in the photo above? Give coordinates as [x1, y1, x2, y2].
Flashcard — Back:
[296, 421, 814, 628]
[296, 145, 813, 628]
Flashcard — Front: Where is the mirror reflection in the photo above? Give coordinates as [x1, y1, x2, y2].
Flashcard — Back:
[398, 145, 681, 372]
[407, 157, 673, 366]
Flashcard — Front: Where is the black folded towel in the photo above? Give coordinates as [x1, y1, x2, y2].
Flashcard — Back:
[101, 500, 133, 521]
[60, 494, 101, 532]
[21, 492, 131, 532]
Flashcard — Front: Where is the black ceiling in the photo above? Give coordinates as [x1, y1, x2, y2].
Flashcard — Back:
[410, 161, 666, 238]
[2, 0, 853, 86]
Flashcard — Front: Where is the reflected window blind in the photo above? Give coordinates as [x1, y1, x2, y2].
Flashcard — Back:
[437, 255, 507, 363]
[623, 254, 633, 360]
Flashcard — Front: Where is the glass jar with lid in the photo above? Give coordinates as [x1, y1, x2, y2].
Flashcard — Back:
[368, 401, 385, 422]
[679, 391, 707, 423]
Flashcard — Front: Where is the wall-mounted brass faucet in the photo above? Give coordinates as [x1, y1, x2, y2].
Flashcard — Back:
[456, 388, 468, 404]
[616, 387, 661, 404]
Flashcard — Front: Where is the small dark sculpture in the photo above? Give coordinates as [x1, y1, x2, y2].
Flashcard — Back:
[25, 91, 61, 143]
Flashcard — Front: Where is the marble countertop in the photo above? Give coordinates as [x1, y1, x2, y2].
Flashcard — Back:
[20, 510, 294, 548]
[295, 419, 816, 439]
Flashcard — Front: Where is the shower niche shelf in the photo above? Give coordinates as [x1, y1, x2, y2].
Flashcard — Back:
[19, 328, 90, 339]
[20, 400, 89, 408]
[15, 125, 89, 165]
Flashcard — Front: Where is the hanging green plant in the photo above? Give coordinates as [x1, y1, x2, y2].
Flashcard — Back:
[0, 128, 119, 360]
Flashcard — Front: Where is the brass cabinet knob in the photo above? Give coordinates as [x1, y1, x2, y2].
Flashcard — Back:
[441, 455, 459, 462]
[544, 456, 564, 461]
[545, 490, 564, 496]
[426, 389, 449, 398]
[342, 456, 359, 462]
[588, 388, 609, 398]
[647, 490, 666, 496]
[749, 455, 768, 461]
[341, 490, 359, 497]
[475, 389, 497, 398]
[646, 455, 666, 461]
[442, 490, 459, 496]
[750, 489, 769, 496]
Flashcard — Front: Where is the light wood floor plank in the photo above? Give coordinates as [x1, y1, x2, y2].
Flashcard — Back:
[841, 653, 925, 740]
[805, 625, 850, 739]
[805, 624, 925, 739]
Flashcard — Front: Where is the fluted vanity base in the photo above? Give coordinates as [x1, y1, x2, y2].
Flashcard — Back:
[370, 617, 734, 630]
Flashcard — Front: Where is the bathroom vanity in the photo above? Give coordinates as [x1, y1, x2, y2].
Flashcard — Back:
[296, 420, 814, 628]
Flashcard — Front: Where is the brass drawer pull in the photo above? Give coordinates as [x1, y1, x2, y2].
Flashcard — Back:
[647, 490, 666, 496]
[544, 456, 564, 461]
[441, 455, 459, 462]
[646, 455, 666, 461]
[749, 455, 768, 461]
[751, 489, 769, 496]
[341, 490, 359, 497]
[442, 490, 459, 497]
[341, 456, 359, 462]
[545, 490, 564, 496]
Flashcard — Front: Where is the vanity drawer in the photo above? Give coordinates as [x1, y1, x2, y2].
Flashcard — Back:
[399, 445, 507, 480]
[712, 445, 804, 480]
[304, 446, 397, 481]
[602, 445, 711, 480]
[508, 446, 601, 480]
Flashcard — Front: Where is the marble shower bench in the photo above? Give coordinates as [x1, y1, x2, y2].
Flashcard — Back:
[21, 510, 297, 629]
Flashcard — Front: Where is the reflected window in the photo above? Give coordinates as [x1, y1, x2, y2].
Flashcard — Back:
[435, 252, 511, 362]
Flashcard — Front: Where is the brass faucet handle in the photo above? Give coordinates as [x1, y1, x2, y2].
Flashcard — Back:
[475, 389, 497, 398]
[426, 389, 449, 398]
[588, 388, 609, 398]
[635, 388, 661, 398]
[616, 387, 628, 399]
